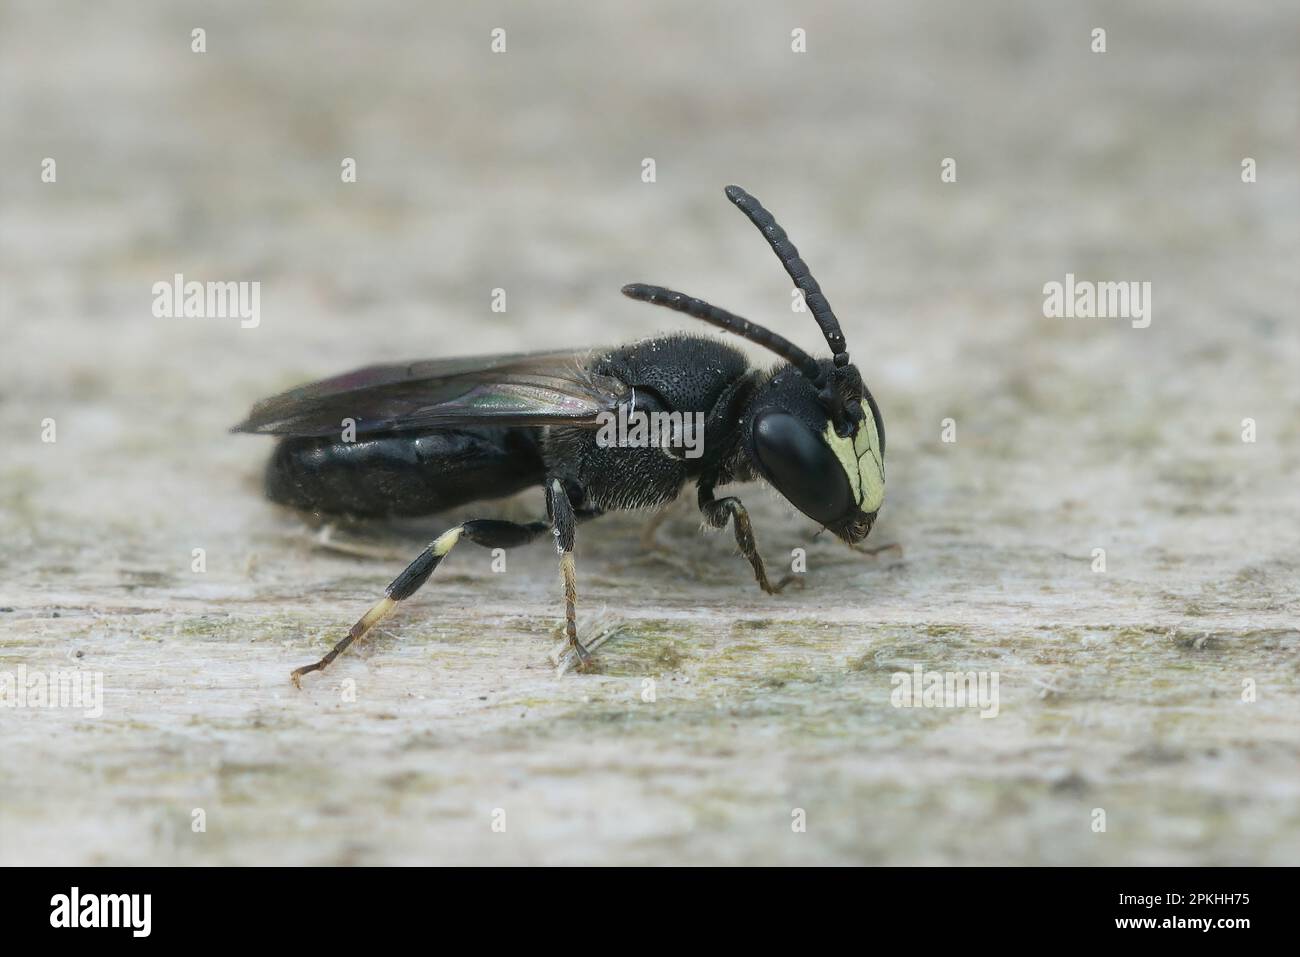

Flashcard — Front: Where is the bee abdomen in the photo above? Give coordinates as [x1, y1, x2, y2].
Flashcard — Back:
[265, 427, 546, 519]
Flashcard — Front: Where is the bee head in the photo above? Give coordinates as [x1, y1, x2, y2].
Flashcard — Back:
[745, 359, 885, 544]
[621, 184, 886, 543]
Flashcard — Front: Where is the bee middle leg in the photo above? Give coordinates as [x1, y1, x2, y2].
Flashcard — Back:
[698, 486, 796, 595]
[546, 478, 595, 669]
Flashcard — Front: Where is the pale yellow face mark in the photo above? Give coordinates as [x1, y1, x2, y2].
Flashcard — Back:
[822, 415, 885, 514]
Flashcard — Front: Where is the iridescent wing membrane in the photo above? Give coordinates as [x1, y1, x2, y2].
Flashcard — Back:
[231, 348, 627, 438]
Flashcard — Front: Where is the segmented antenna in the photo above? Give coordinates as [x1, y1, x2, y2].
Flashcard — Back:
[620, 283, 822, 382]
[724, 185, 849, 369]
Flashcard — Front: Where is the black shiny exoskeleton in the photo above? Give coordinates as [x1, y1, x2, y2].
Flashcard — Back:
[234, 186, 886, 685]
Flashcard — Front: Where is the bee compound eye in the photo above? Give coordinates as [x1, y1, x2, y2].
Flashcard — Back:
[752, 410, 854, 525]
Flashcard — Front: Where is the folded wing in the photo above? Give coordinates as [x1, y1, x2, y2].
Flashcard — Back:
[232, 348, 626, 437]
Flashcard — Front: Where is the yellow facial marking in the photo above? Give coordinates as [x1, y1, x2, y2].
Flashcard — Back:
[822, 416, 885, 513]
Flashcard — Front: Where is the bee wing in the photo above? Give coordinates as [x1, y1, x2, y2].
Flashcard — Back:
[232, 348, 627, 437]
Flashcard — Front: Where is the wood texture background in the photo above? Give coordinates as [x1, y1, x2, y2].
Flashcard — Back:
[2, 0, 1298, 865]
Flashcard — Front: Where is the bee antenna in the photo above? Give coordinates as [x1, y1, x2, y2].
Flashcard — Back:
[723, 185, 849, 373]
[620, 284, 822, 382]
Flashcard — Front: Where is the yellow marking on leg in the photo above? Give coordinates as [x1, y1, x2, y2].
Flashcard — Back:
[355, 596, 398, 636]
[290, 595, 398, 688]
[432, 526, 462, 556]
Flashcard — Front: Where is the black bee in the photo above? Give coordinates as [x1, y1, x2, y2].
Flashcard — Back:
[233, 186, 886, 685]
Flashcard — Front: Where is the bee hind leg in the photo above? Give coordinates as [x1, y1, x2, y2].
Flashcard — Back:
[289, 517, 549, 687]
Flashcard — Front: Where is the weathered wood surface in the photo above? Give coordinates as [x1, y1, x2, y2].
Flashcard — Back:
[1, 1, 1298, 865]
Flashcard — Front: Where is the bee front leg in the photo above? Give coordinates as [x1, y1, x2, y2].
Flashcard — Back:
[697, 485, 796, 596]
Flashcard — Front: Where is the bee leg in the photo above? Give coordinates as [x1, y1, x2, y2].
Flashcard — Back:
[850, 540, 902, 557]
[698, 486, 796, 596]
[638, 504, 675, 552]
[312, 523, 410, 562]
[546, 478, 593, 669]
[290, 517, 551, 687]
